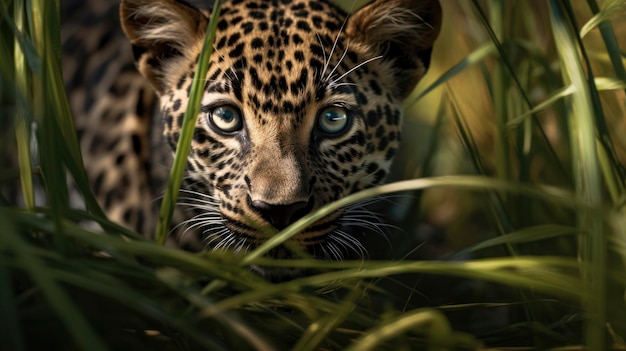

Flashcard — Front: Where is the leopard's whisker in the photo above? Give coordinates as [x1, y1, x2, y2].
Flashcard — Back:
[326, 241, 344, 261]
[326, 44, 350, 85]
[329, 55, 383, 88]
[316, 33, 329, 78]
[321, 15, 348, 82]
[329, 230, 368, 259]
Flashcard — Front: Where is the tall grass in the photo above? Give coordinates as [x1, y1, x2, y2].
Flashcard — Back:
[1, 0, 625, 350]
[155, 0, 223, 245]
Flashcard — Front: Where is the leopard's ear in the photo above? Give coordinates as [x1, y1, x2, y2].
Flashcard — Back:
[120, 0, 208, 94]
[346, 0, 441, 98]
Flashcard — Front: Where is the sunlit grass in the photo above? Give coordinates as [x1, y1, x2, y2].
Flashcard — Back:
[1, 0, 625, 349]
[155, 0, 223, 245]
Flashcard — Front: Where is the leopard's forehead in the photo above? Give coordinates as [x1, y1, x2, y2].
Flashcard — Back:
[212, 1, 347, 113]
[163, 0, 388, 150]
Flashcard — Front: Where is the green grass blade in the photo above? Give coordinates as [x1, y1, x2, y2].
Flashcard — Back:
[14, 118, 34, 209]
[11, 0, 34, 211]
[562, 1, 626, 196]
[598, 137, 624, 205]
[405, 43, 495, 106]
[292, 286, 361, 351]
[472, 0, 571, 186]
[48, 267, 232, 351]
[32, 0, 78, 160]
[155, 269, 273, 351]
[27, 0, 71, 253]
[506, 85, 575, 128]
[454, 225, 578, 257]
[32, 0, 108, 222]
[242, 176, 576, 264]
[549, 1, 606, 349]
[566, 2, 626, 198]
[584, 0, 626, 90]
[12, 211, 267, 288]
[64, 208, 145, 241]
[593, 77, 626, 90]
[580, 0, 626, 38]
[345, 309, 453, 351]
[155, 0, 223, 244]
[449, 87, 519, 256]
[507, 77, 626, 129]
[470, 0, 534, 112]
[3, 7, 40, 75]
[488, 0, 510, 185]
[610, 210, 626, 273]
[217, 257, 585, 314]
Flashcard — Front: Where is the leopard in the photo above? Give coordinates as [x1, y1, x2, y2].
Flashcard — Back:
[63, 0, 441, 276]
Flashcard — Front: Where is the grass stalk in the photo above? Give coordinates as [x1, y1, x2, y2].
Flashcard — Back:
[488, 0, 511, 186]
[562, 1, 626, 196]
[155, 0, 223, 244]
[243, 175, 576, 264]
[345, 309, 453, 351]
[584, 0, 626, 88]
[472, 0, 571, 186]
[33, 0, 70, 252]
[549, 1, 606, 349]
[13, 0, 34, 211]
[291, 284, 362, 351]
[217, 257, 585, 314]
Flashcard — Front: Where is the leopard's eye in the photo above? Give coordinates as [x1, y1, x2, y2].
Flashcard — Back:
[317, 107, 351, 135]
[208, 105, 242, 134]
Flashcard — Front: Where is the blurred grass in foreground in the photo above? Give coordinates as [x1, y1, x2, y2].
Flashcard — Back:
[1, 0, 626, 350]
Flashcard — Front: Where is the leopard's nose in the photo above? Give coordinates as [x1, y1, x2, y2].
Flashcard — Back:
[249, 198, 311, 231]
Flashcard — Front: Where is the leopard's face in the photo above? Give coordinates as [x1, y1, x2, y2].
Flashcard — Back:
[121, 0, 441, 262]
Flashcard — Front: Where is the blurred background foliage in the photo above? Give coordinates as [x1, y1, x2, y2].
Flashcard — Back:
[1, 0, 626, 350]
[397, 0, 626, 252]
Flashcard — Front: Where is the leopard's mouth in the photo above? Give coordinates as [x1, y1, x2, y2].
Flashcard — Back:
[217, 211, 344, 259]
[177, 189, 377, 265]
[176, 189, 374, 270]
[177, 202, 376, 281]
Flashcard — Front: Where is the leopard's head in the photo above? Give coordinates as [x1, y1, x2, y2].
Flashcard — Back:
[121, 0, 441, 267]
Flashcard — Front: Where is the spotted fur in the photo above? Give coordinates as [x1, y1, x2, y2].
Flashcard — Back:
[69, 0, 440, 271]
[116, 0, 441, 264]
